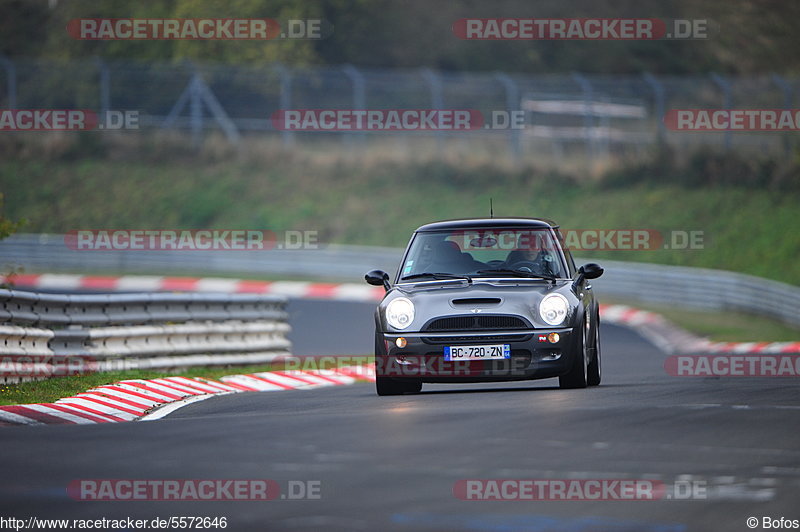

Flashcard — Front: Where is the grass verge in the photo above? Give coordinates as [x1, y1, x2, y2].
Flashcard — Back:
[2, 139, 799, 286]
[0, 360, 368, 407]
[604, 298, 800, 342]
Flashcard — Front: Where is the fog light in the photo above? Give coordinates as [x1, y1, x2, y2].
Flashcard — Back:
[547, 332, 560, 343]
[395, 337, 407, 348]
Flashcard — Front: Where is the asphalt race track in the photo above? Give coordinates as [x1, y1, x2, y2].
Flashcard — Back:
[1, 299, 799, 532]
[287, 299, 374, 356]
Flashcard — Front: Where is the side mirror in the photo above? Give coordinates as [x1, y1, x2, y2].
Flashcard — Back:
[572, 263, 603, 291]
[365, 269, 391, 291]
[580, 263, 604, 280]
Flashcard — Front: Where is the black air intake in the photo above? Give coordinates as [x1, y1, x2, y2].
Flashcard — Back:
[451, 298, 502, 306]
[425, 315, 529, 331]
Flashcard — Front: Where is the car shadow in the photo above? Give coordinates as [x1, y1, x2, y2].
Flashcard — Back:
[411, 382, 635, 395]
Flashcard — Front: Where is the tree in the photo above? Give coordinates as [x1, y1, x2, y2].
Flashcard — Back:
[0, 193, 24, 288]
[0, 193, 22, 241]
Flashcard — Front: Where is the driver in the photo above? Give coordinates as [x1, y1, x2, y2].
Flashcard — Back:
[505, 232, 558, 275]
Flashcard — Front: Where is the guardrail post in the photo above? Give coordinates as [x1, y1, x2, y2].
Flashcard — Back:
[196, 77, 241, 145]
[771, 73, 793, 156]
[162, 62, 199, 140]
[274, 64, 294, 147]
[572, 72, 597, 166]
[0, 55, 17, 109]
[710, 73, 732, 152]
[643, 72, 666, 144]
[421, 68, 444, 148]
[494, 72, 522, 161]
[162, 67, 240, 147]
[189, 74, 204, 148]
[342, 64, 366, 147]
[94, 57, 110, 119]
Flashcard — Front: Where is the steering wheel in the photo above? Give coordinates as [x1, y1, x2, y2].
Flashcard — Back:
[509, 255, 558, 276]
[507, 260, 539, 273]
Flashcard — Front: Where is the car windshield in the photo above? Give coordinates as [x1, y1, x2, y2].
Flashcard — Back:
[399, 227, 566, 281]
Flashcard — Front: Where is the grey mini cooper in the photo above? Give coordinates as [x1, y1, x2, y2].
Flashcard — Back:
[365, 218, 604, 396]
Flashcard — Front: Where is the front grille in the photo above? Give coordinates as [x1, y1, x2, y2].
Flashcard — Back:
[424, 315, 530, 332]
[423, 334, 530, 344]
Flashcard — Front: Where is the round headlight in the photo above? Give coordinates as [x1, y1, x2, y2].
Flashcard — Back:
[386, 297, 415, 330]
[539, 293, 569, 326]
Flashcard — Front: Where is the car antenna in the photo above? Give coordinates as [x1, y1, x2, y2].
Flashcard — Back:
[490, 198, 493, 218]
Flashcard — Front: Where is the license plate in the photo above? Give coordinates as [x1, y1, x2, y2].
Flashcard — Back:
[444, 344, 511, 361]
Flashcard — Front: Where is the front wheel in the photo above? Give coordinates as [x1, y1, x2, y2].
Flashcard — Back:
[376, 376, 422, 396]
[587, 313, 601, 386]
[559, 316, 589, 389]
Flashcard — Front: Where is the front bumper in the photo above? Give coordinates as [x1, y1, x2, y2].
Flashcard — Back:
[376, 328, 575, 383]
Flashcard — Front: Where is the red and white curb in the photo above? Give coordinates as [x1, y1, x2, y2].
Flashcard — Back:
[0, 273, 385, 302]
[688, 339, 800, 354]
[598, 304, 662, 327]
[0, 365, 376, 427]
[3, 273, 798, 357]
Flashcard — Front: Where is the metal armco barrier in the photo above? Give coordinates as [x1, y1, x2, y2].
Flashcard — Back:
[0, 288, 291, 384]
[1, 234, 798, 328]
[592, 259, 800, 328]
[0, 234, 400, 280]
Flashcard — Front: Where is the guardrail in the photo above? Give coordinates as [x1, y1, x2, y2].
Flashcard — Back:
[1, 234, 798, 328]
[0, 234, 401, 280]
[590, 259, 800, 328]
[0, 288, 291, 384]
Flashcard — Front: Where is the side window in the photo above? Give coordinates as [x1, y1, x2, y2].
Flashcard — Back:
[555, 229, 577, 277]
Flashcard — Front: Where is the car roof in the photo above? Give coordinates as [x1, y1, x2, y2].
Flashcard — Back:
[414, 217, 559, 232]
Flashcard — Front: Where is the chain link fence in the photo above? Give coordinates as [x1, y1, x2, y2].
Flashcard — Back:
[1, 57, 798, 163]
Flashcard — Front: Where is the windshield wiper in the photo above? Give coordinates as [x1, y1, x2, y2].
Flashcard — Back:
[400, 272, 472, 284]
[475, 269, 557, 282]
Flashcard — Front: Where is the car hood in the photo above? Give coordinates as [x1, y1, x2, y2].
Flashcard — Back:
[380, 279, 579, 332]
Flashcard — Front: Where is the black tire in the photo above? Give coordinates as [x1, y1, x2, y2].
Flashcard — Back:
[559, 315, 589, 389]
[587, 312, 601, 386]
[376, 376, 422, 396]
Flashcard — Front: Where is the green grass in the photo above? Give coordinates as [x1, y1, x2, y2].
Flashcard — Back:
[0, 360, 370, 407]
[2, 143, 798, 286]
[603, 298, 800, 342]
[0, 364, 264, 406]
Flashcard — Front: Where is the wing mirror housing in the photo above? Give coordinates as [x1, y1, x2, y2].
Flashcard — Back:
[581, 263, 604, 280]
[365, 269, 391, 291]
[572, 263, 603, 290]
